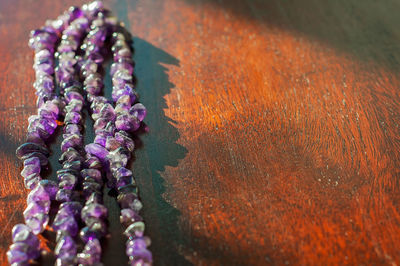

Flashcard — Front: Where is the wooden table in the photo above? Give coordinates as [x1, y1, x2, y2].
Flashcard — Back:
[1, 0, 400, 265]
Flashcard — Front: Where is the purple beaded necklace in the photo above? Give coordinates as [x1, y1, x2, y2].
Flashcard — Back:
[7, 1, 152, 265]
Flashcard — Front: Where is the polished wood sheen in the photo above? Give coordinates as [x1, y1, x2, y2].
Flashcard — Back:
[1, 0, 400, 265]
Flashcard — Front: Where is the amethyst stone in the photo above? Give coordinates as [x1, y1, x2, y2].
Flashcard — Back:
[16, 142, 49, 159]
[55, 235, 77, 258]
[115, 114, 140, 132]
[77, 238, 102, 264]
[85, 143, 109, 162]
[21, 152, 49, 166]
[25, 213, 49, 235]
[11, 224, 40, 248]
[20, 163, 41, 178]
[81, 203, 108, 220]
[120, 209, 143, 227]
[56, 189, 80, 202]
[130, 103, 147, 122]
[124, 221, 145, 238]
[52, 215, 79, 236]
[7, 242, 39, 264]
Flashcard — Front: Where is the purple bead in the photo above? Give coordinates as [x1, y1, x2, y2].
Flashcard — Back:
[112, 69, 133, 84]
[90, 96, 108, 110]
[112, 83, 138, 102]
[62, 160, 82, 171]
[77, 238, 102, 264]
[81, 203, 108, 220]
[34, 49, 51, 61]
[59, 148, 84, 163]
[24, 174, 42, 190]
[93, 118, 108, 131]
[81, 168, 102, 183]
[28, 117, 57, 138]
[39, 107, 57, 120]
[116, 175, 133, 188]
[56, 189, 80, 202]
[58, 173, 78, 190]
[23, 156, 40, 168]
[52, 215, 79, 236]
[115, 132, 135, 152]
[88, 52, 104, 63]
[61, 134, 83, 152]
[42, 100, 60, 116]
[115, 114, 140, 132]
[99, 103, 116, 121]
[124, 221, 145, 238]
[117, 192, 142, 211]
[126, 239, 152, 261]
[128, 249, 153, 265]
[23, 202, 49, 221]
[85, 192, 103, 205]
[65, 91, 84, 103]
[94, 134, 107, 147]
[35, 63, 54, 75]
[64, 124, 81, 134]
[25, 130, 46, 145]
[85, 143, 109, 162]
[127, 237, 151, 250]
[25, 213, 49, 235]
[59, 201, 83, 218]
[20, 163, 41, 178]
[113, 104, 130, 115]
[105, 136, 120, 151]
[82, 182, 102, 199]
[87, 29, 106, 45]
[65, 99, 83, 113]
[55, 235, 77, 258]
[110, 62, 134, 76]
[84, 155, 102, 169]
[79, 60, 98, 76]
[7, 242, 39, 263]
[116, 95, 134, 108]
[84, 73, 103, 88]
[27, 184, 50, 203]
[108, 148, 129, 169]
[79, 227, 100, 243]
[114, 167, 133, 186]
[64, 111, 81, 124]
[38, 180, 58, 200]
[114, 48, 132, 61]
[11, 224, 40, 248]
[16, 142, 49, 159]
[130, 103, 147, 122]
[21, 152, 48, 166]
[120, 209, 143, 226]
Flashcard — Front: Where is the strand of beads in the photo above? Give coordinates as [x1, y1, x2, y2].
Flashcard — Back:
[52, 10, 94, 266]
[7, 6, 85, 265]
[77, 8, 112, 265]
[108, 30, 152, 266]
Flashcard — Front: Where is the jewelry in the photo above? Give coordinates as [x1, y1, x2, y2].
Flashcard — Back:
[7, 1, 152, 265]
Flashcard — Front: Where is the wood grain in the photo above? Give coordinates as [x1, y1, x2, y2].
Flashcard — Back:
[1, 0, 400, 265]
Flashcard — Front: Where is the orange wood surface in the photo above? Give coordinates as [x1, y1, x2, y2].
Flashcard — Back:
[1, 0, 400, 265]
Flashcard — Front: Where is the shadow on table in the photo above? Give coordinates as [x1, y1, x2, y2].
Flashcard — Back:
[131, 37, 190, 266]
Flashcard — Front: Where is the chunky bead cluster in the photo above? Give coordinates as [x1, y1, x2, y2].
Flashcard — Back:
[7, 1, 152, 265]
